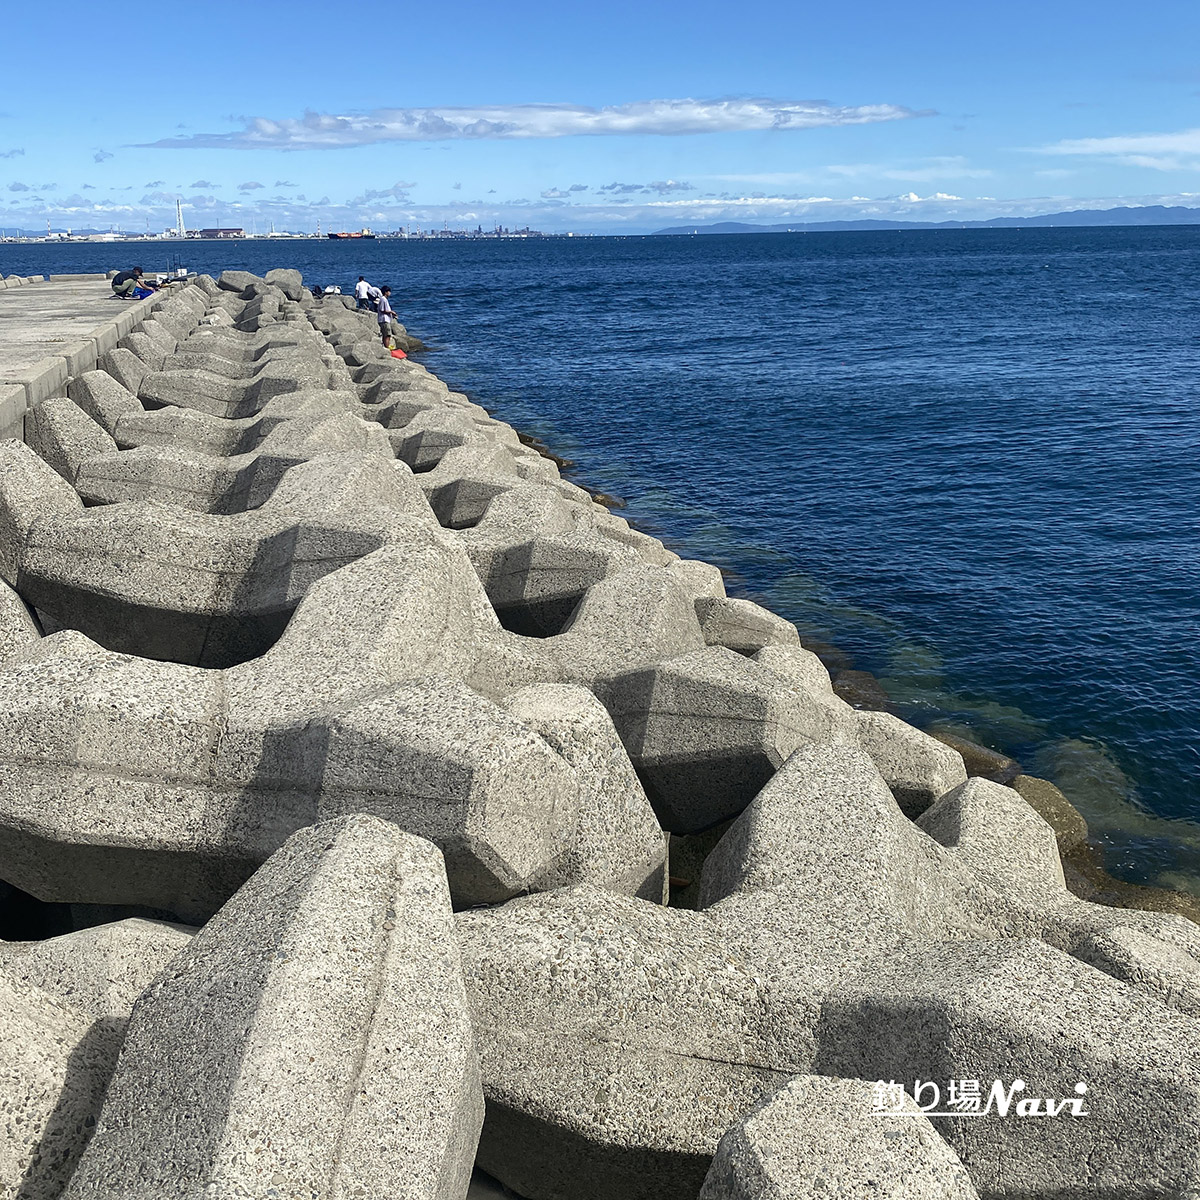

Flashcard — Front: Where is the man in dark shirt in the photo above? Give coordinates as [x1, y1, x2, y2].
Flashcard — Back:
[111, 267, 155, 298]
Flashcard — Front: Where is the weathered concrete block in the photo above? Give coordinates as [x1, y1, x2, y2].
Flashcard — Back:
[11, 450, 431, 666]
[551, 562, 707, 690]
[60, 338, 99, 378]
[216, 268, 263, 296]
[695, 595, 800, 655]
[817, 938, 1200, 1199]
[700, 1075, 979, 1200]
[63, 816, 484, 1200]
[112, 308, 140, 339]
[0, 384, 25, 442]
[91, 321, 120, 358]
[459, 887, 788, 1200]
[25, 397, 117, 485]
[139, 359, 344, 418]
[67, 369, 144, 436]
[0, 577, 40, 664]
[264, 267, 306, 300]
[856, 709, 968, 817]
[0, 918, 193, 1023]
[3, 355, 68, 407]
[0, 532, 596, 918]
[607, 647, 854, 833]
[503, 684, 667, 900]
[0, 973, 123, 1200]
[918, 777, 1200, 1016]
[98, 346, 148, 396]
[117, 330, 167, 372]
[0, 439, 83, 585]
[698, 741, 959, 938]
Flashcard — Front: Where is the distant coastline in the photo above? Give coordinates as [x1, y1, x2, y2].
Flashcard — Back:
[652, 204, 1200, 236]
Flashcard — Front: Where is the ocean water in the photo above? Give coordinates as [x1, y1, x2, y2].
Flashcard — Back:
[4, 228, 1199, 891]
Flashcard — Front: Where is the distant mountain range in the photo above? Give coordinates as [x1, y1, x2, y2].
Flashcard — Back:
[652, 205, 1200, 235]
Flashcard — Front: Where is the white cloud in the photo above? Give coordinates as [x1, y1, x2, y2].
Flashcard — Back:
[93, 149, 113, 163]
[238, 181, 264, 191]
[140, 97, 925, 149]
[0, 148, 23, 159]
[1037, 127, 1200, 169]
[347, 181, 417, 205]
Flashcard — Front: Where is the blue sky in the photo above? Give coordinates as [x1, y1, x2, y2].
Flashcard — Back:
[3, 0, 1199, 233]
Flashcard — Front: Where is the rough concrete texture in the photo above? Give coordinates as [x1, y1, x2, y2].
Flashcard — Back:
[0, 271, 1196, 1200]
[0, 972, 123, 1200]
[607, 646, 856, 832]
[459, 886, 788, 1200]
[3, 439, 438, 665]
[855, 709, 969, 817]
[0, 575, 40, 663]
[459, 743, 1200, 1200]
[699, 1075, 980, 1199]
[63, 815, 484, 1200]
[0, 918, 193, 1023]
[0, 536, 579, 917]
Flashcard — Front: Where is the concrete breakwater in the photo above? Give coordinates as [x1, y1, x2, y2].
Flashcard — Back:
[0, 266, 1199, 1199]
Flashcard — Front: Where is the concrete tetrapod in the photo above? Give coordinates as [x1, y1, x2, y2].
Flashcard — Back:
[30, 393, 397, 514]
[111, 389, 362, 453]
[0, 439, 437, 666]
[606, 645, 857, 832]
[0, 919, 192, 1200]
[0, 918, 194, 1025]
[62, 816, 484, 1200]
[0, 973, 124, 1200]
[137, 359, 350, 419]
[0, 532, 666, 920]
[699, 1076, 980, 1200]
[855, 709, 970, 818]
[458, 742, 1200, 1200]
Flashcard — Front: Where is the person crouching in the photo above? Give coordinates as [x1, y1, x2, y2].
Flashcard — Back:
[111, 267, 156, 298]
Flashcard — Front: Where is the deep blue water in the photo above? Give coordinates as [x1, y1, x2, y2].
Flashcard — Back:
[4, 229, 1199, 891]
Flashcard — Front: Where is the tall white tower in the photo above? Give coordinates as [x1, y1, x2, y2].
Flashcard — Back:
[176, 199, 186, 239]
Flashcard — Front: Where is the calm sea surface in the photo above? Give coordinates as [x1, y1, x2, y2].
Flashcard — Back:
[4, 228, 1199, 891]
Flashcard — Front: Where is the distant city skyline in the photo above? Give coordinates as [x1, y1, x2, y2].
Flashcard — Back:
[3, 0, 1199, 234]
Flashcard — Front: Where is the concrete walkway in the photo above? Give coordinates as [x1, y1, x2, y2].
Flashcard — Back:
[0, 274, 165, 439]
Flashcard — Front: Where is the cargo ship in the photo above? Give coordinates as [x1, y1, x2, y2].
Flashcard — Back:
[328, 228, 377, 240]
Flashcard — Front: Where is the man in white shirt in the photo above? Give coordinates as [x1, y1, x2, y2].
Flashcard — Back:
[365, 282, 383, 312]
[354, 276, 371, 309]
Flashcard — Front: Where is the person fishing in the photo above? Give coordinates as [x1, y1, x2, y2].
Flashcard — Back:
[111, 267, 156, 299]
[354, 276, 372, 309]
[376, 285, 398, 346]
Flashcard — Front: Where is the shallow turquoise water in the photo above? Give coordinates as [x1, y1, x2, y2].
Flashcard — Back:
[4, 228, 1199, 889]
